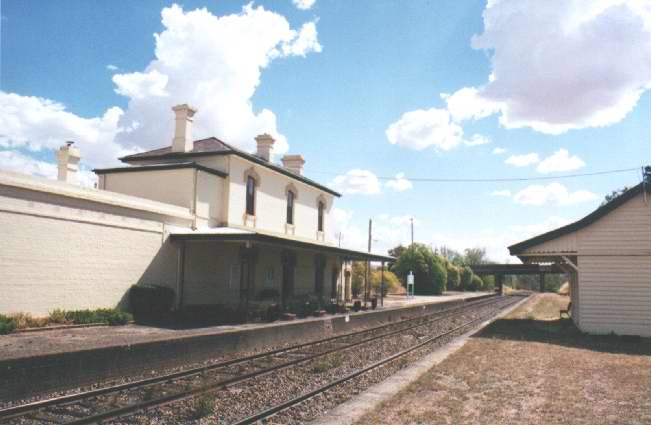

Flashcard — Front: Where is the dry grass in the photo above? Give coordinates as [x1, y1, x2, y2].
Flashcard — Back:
[356, 294, 651, 425]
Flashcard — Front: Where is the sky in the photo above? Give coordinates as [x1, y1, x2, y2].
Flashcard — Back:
[1, 0, 650, 261]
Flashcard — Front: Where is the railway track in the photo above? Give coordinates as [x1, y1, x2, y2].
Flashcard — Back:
[0, 294, 522, 424]
[234, 294, 525, 425]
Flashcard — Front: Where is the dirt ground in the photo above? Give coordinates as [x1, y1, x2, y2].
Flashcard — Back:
[356, 294, 651, 425]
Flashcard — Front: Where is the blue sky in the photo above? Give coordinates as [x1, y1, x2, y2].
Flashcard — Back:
[1, 0, 650, 260]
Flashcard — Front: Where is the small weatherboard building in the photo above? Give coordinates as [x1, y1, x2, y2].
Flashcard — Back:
[509, 174, 651, 337]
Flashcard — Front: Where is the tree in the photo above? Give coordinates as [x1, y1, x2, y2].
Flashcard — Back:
[439, 246, 463, 264]
[446, 262, 461, 291]
[460, 266, 473, 291]
[350, 261, 366, 297]
[601, 186, 630, 206]
[387, 245, 407, 273]
[393, 243, 447, 295]
[462, 247, 488, 266]
[370, 269, 403, 296]
[468, 274, 484, 291]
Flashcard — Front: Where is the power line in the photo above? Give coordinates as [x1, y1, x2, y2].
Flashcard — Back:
[310, 166, 641, 183]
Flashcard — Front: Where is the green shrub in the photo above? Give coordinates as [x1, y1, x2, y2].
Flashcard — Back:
[257, 288, 280, 301]
[0, 314, 16, 335]
[285, 294, 322, 317]
[48, 309, 68, 324]
[370, 269, 402, 296]
[460, 266, 473, 291]
[446, 263, 461, 291]
[64, 308, 132, 326]
[393, 243, 447, 295]
[130, 285, 175, 321]
[191, 393, 215, 419]
[468, 274, 484, 291]
[310, 353, 344, 374]
[106, 310, 133, 325]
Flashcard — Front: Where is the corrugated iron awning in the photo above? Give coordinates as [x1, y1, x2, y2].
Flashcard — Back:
[169, 228, 394, 262]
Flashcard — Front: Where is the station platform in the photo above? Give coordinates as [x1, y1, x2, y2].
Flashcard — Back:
[0, 292, 492, 402]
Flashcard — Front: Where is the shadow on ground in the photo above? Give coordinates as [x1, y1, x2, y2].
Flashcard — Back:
[474, 317, 651, 356]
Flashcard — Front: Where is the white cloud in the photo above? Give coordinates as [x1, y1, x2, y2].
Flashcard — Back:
[490, 189, 512, 197]
[464, 134, 491, 146]
[293, 0, 316, 10]
[442, 87, 500, 122]
[0, 150, 57, 178]
[331, 209, 419, 254]
[330, 207, 366, 250]
[385, 172, 413, 191]
[0, 150, 97, 187]
[504, 152, 540, 167]
[492, 147, 507, 154]
[0, 4, 322, 179]
[281, 21, 322, 57]
[113, 70, 169, 100]
[0, 92, 131, 168]
[113, 3, 322, 156]
[454, 0, 651, 134]
[513, 183, 598, 206]
[330, 169, 382, 195]
[106, 64, 119, 71]
[432, 216, 573, 262]
[386, 108, 464, 151]
[536, 149, 586, 173]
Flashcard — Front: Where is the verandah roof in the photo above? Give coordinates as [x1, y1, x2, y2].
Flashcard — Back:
[169, 227, 394, 262]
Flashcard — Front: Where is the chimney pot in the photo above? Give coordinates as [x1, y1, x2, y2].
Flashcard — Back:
[255, 133, 275, 162]
[57, 141, 81, 184]
[281, 154, 305, 175]
[172, 104, 198, 153]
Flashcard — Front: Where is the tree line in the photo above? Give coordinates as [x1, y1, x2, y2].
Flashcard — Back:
[351, 244, 494, 297]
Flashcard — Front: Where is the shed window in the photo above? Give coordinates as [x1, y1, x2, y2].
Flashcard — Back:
[246, 176, 256, 216]
[286, 190, 295, 225]
[318, 201, 325, 232]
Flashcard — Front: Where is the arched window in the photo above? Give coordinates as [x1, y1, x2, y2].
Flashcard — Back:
[286, 190, 295, 225]
[246, 175, 256, 216]
[318, 200, 325, 232]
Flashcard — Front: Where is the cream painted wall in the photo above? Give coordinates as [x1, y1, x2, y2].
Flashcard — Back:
[103, 169, 195, 211]
[227, 156, 334, 241]
[183, 241, 241, 305]
[195, 170, 226, 227]
[0, 177, 190, 316]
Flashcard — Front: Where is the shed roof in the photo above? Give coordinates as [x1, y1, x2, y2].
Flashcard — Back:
[119, 137, 341, 197]
[509, 182, 649, 255]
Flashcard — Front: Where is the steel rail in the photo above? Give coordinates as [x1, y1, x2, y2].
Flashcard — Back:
[232, 295, 526, 425]
[62, 295, 506, 425]
[0, 295, 502, 424]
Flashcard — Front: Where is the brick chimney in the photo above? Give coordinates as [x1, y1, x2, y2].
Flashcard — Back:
[255, 133, 275, 162]
[281, 154, 305, 175]
[57, 141, 81, 184]
[172, 104, 197, 153]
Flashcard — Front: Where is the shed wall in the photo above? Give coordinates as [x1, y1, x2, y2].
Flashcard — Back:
[578, 255, 651, 337]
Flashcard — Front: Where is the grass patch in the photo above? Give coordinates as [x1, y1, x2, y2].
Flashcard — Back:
[191, 393, 215, 419]
[0, 315, 16, 335]
[311, 353, 344, 374]
[0, 309, 132, 335]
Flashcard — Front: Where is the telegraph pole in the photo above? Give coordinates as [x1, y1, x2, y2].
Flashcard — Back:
[364, 219, 372, 306]
[410, 217, 414, 245]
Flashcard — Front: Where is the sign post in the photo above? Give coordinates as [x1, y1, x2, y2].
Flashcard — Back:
[407, 271, 414, 300]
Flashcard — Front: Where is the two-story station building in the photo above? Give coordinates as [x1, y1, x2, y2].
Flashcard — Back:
[0, 104, 391, 316]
